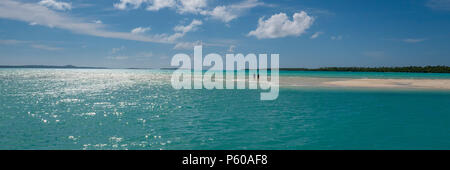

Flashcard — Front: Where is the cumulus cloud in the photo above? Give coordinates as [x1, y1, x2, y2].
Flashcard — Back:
[113, 0, 207, 13]
[146, 0, 176, 11]
[0, 0, 182, 43]
[248, 11, 314, 39]
[114, 0, 148, 10]
[176, 0, 208, 14]
[310, 32, 323, 39]
[38, 0, 71, 10]
[131, 27, 151, 34]
[203, 6, 237, 23]
[113, 0, 263, 23]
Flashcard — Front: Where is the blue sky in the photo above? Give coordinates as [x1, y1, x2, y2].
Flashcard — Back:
[1, 0, 450, 68]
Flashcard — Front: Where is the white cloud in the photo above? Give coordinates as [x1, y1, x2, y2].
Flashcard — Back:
[167, 19, 202, 41]
[173, 42, 192, 49]
[0, 0, 176, 43]
[310, 32, 323, 39]
[202, 0, 264, 23]
[169, 22, 204, 43]
[248, 11, 314, 39]
[114, 0, 207, 13]
[94, 20, 102, 24]
[402, 38, 425, 43]
[38, 0, 71, 11]
[146, 0, 176, 11]
[173, 19, 202, 33]
[173, 40, 202, 50]
[176, 0, 208, 14]
[114, 0, 148, 10]
[161, 19, 203, 42]
[113, 0, 263, 23]
[31, 44, 62, 51]
[131, 27, 151, 34]
[330, 35, 343, 40]
[427, 0, 450, 11]
[202, 6, 238, 23]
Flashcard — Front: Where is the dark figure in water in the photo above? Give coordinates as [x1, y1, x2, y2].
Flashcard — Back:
[257, 74, 260, 79]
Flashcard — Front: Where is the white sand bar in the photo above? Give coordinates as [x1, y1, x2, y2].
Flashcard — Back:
[322, 78, 450, 89]
[278, 77, 450, 89]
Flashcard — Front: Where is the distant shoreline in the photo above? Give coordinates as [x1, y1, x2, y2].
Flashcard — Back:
[2, 65, 450, 73]
[0, 65, 107, 69]
[277, 66, 450, 73]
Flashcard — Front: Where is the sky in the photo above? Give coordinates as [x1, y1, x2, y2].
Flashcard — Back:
[0, 0, 450, 68]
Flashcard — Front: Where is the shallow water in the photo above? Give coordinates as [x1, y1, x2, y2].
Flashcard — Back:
[0, 69, 449, 149]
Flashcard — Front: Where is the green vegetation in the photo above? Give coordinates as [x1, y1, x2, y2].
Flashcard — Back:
[279, 66, 450, 73]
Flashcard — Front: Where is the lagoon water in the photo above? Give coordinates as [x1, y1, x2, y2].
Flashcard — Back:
[0, 69, 449, 149]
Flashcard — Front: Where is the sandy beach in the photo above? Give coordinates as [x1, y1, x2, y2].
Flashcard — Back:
[279, 77, 450, 90]
[323, 78, 450, 89]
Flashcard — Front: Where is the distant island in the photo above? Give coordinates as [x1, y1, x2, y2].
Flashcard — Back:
[167, 65, 450, 73]
[2, 65, 450, 73]
[0, 65, 107, 69]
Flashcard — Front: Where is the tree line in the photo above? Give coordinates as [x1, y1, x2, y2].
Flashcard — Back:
[278, 66, 450, 73]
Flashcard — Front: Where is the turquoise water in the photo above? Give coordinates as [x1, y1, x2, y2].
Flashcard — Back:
[0, 69, 449, 149]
